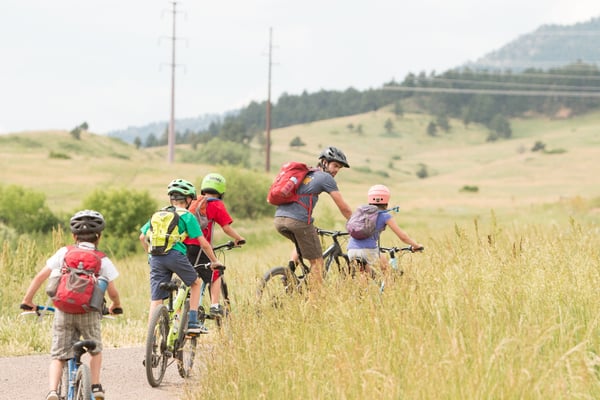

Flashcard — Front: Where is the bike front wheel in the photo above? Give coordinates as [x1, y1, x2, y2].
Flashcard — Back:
[74, 364, 92, 400]
[256, 266, 301, 309]
[145, 304, 170, 387]
[176, 300, 197, 378]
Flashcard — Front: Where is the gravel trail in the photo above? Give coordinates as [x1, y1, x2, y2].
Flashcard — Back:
[0, 346, 193, 400]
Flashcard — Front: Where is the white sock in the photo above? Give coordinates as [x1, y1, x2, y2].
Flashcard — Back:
[211, 303, 219, 308]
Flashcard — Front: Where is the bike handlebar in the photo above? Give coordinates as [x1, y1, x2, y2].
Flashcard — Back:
[316, 228, 349, 238]
[380, 245, 424, 254]
[20, 303, 123, 316]
[194, 240, 246, 271]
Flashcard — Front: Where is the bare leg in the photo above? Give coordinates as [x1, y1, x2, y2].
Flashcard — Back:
[307, 257, 325, 286]
[210, 276, 221, 304]
[148, 299, 163, 324]
[90, 352, 102, 385]
[49, 359, 65, 391]
[188, 278, 201, 311]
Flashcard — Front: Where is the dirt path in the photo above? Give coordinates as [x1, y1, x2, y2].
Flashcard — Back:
[0, 346, 191, 400]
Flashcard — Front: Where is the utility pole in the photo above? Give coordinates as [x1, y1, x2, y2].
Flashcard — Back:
[265, 27, 273, 173]
[167, 1, 178, 164]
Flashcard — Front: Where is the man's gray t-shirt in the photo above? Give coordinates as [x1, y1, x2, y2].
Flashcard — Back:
[274, 170, 339, 223]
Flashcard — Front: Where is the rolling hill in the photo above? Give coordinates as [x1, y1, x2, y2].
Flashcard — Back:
[2, 108, 599, 229]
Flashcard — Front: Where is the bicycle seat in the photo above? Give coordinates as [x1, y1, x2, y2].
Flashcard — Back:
[73, 340, 97, 355]
[159, 281, 180, 292]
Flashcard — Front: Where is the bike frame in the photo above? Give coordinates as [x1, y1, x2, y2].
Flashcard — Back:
[64, 341, 95, 400]
[165, 283, 190, 350]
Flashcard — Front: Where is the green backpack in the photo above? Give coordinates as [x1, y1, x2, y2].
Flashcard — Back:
[148, 206, 187, 255]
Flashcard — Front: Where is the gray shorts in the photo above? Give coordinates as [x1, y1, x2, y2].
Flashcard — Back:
[149, 249, 198, 300]
[274, 216, 322, 260]
[348, 248, 380, 266]
[51, 310, 102, 360]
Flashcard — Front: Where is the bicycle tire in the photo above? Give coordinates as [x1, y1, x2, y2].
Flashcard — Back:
[145, 304, 170, 387]
[74, 364, 92, 400]
[176, 299, 197, 378]
[213, 278, 231, 328]
[256, 266, 300, 308]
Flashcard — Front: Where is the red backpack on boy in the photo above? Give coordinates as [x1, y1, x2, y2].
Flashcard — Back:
[52, 245, 105, 314]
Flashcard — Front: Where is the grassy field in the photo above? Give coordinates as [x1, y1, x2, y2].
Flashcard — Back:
[1, 110, 600, 398]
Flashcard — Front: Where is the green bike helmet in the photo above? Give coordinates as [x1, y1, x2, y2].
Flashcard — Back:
[167, 178, 197, 199]
[200, 173, 226, 195]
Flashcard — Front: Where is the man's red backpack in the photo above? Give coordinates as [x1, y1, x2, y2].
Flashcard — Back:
[267, 162, 314, 205]
[52, 245, 105, 314]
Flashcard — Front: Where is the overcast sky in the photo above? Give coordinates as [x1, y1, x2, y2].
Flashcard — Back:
[1, 0, 600, 134]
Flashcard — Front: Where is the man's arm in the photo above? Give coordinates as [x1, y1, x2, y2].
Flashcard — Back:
[329, 190, 353, 219]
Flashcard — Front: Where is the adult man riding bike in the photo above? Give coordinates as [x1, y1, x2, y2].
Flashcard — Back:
[274, 146, 353, 286]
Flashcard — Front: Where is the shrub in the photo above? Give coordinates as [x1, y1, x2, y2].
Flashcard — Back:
[0, 184, 60, 233]
[416, 164, 429, 179]
[531, 141, 546, 152]
[460, 185, 479, 193]
[81, 189, 158, 257]
[200, 167, 273, 220]
[49, 151, 70, 160]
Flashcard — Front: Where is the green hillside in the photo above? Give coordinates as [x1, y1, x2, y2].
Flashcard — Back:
[2, 109, 599, 229]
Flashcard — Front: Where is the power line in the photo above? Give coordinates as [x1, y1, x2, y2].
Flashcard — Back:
[381, 85, 600, 97]
[420, 77, 600, 91]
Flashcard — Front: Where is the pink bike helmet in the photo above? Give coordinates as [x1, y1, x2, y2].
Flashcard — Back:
[368, 184, 391, 204]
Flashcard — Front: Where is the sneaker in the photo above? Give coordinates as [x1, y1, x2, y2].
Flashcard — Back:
[187, 321, 209, 334]
[46, 390, 59, 400]
[210, 304, 224, 317]
[92, 384, 105, 399]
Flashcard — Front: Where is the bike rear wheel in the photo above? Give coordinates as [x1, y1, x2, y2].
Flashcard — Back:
[176, 300, 197, 378]
[256, 266, 301, 308]
[145, 304, 170, 387]
[74, 364, 92, 400]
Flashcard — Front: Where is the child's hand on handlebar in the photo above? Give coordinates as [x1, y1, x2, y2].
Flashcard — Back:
[410, 245, 424, 252]
[19, 303, 36, 311]
[210, 261, 225, 270]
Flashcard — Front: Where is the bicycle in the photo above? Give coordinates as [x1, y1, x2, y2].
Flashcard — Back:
[193, 240, 245, 328]
[350, 245, 424, 292]
[144, 256, 229, 387]
[20, 303, 122, 400]
[256, 228, 351, 306]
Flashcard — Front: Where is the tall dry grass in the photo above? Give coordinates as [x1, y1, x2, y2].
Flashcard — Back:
[185, 217, 600, 399]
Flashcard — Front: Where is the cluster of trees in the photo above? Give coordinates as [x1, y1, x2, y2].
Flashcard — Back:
[134, 62, 600, 149]
[0, 168, 273, 255]
[390, 62, 600, 140]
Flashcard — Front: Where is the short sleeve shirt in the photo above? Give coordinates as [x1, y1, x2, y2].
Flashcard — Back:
[347, 212, 392, 250]
[274, 170, 339, 223]
[183, 198, 233, 245]
[45, 242, 119, 281]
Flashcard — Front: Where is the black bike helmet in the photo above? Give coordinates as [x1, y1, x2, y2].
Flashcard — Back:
[167, 178, 197, 200]
[70, 210, 105, 234]
[318, 146, 350, 168]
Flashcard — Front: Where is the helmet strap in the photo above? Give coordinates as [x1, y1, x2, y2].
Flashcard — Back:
[320, 160, 334, 176]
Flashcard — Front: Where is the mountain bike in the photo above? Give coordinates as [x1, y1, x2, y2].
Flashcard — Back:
[256, 228, 350, 307]
[20, 303, 122, 400]
[350, 245, 424, 292]
[194, 240, 245, 328]
[144, 259, 228, 387]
